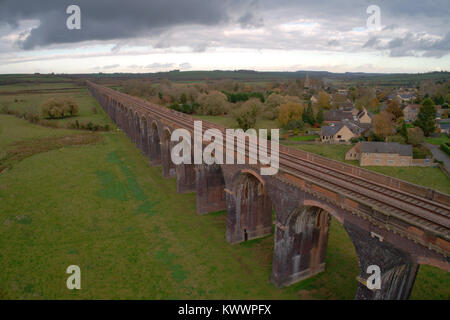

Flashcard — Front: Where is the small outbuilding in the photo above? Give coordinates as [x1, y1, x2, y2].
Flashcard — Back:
[346, 141, 413, 166]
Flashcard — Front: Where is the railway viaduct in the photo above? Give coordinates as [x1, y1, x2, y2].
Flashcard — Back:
[87, 81, 450, 300]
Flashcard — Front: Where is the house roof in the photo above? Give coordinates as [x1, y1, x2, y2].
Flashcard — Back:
[324, 110, 353, 122]
[361, 142, 412, 156]
[357, 109, 374, 120]
[321, 124, 344, 137]
[341, 119, 363, 134]
[399, 93, 416, 99]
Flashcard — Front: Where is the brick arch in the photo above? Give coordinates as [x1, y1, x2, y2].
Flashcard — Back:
[161, 126, 176, 178]
[231, 168, 266, 188]
[195, 164, 227, 215]
[133, 111, 142, 149]
[140, 114, 150, 157]
[174, 134, 196, 194]
[271, 192, 360, 289]
[126, 107, 134, 138]
[226, 168, 273, 244]
[149, 120, 161, 165]
[302, 199, 344, 224]
[271, 205, 332, 287]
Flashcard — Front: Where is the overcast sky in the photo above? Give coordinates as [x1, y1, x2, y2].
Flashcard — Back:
[0, 0, 449, 74]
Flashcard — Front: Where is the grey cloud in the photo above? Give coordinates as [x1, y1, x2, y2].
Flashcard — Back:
[0, 0, 233, 49]
[238, 12, 264, 29]
[327, 39, 340, 46]
[363, 31, 450, 58]
[363, 37, 379, 48]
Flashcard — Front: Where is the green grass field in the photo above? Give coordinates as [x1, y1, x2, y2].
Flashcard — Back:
[0, 82, 77, 92]
[0, 85, 110, 128]
[425, 134, 450, 146]
[288, 135, 319, 142]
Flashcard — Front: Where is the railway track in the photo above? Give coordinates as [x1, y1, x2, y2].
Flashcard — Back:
[89, 83, 450, 241]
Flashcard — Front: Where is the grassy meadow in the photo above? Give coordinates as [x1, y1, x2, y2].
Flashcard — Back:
[0, 78, 448, 300]
[0, 82, 110, 128]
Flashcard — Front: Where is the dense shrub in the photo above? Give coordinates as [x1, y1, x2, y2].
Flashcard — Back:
[284, 120, 304, 131]
[407, 127, 424, 146]
[412, 145, 431, 159]
[233, 99, 263, 130]
[41, 97, 79, 119]
[277, 102, 304, 128]
[350, 136, 366, 144]
[169, 102, 196, 114]
[223, 91, 265, 103]
[197, 91, 229, 115]
[67, 121, 110, 131]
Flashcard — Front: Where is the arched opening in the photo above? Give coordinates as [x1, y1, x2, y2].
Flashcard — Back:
[121, 105, 126, 130]
[118, 104, 123, 128]
[226, 171, 272, 244]
[161, 128, 176, 178]
[149, 121, 161, 165]
[271, 205, 359, 299]
[126, 108, 133, 138]
[175, 138, 196, 194]
[119, 104, 124, 128]
[196, 164, 226, 214]
[141, 116, 149, 156]
[129, 111, 136, 143]
[134, 112, 141, 147]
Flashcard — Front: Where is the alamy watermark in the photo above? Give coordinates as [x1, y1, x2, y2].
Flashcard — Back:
[66, 5, 81, 30]
[366, 265, 381, 290]
[66, 265, 81, 290]
[366, 5, 381, 31]
[171, 121, 279, 176]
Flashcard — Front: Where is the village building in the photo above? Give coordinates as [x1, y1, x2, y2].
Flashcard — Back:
[388, 91, 417, 103]
[321, 123, 355, 143]
[403, 104, 421, 123]
[341, 119, 371, 137]
[356, 106, 372, 124]
[345, 142, 413, 166]
[438, 121, 450, 134]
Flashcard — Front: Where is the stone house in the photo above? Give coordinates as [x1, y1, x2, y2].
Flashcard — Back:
[345, 142, 413, 166]
[341, 119, 371, 138]
[321, 123, 355, 143]
[356, 106, 372, 124]
[403, 104, 420, 123]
